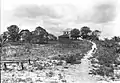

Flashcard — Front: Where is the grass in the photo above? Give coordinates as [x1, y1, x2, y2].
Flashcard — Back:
[1, 40, 93, 83]
[50, 53, 84, 64]
[1, 40, 92, 61]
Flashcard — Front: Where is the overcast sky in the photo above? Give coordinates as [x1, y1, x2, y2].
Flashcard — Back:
[1, 0, 120, 38]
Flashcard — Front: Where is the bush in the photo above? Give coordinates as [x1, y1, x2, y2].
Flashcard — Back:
[51, 53, 84, 64]
[46, 71, 55, 77]
[90, 40, 120, 80]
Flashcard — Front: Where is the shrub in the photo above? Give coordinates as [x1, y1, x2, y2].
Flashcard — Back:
[90, 41, 120, 80]
[51, 53, 84, 64]
[46, 71, 55, 77]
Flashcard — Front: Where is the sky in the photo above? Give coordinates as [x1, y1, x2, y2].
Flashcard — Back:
[1, 0, 120, 38]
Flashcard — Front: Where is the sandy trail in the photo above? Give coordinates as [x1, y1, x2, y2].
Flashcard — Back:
[63, 41, 98, 83]
[78, 41, 97, 82]
[75, 41, 120, 83]
[60, 41, 120, 83]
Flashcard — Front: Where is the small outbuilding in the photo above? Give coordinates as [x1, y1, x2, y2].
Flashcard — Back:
[58, 35, 72, 43]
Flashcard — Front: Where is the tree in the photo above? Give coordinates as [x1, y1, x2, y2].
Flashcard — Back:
[70, 28, 80, 40]
[80, 26, 92, 39]
[2, 31, 11, 42]
[34, 26, 48, 36]
[111, 36, 120, 42]
[7, 25, 20, 42]
[19, 29, 31, 43]
[48, 33, 57, 41]
[91, 30, 101, 40]
[31, 26, 48, 44]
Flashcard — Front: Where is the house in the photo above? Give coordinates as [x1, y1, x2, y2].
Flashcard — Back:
[58, 28, 72, 43]
[63, 28, 72, 39]
[58, 35, 71, 43]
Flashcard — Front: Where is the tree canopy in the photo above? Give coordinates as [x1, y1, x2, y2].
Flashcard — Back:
[31, 26, 49, 44]
[90, 30, 101, 40]
[70, 28, 80, 40]
[80, 26, 92, 39]
[7, 25, 20, 42]
[19, 29, 31, 42]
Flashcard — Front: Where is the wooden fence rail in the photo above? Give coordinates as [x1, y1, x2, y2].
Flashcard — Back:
[0, 59, 36, 63]
[0, 59, 35, 70]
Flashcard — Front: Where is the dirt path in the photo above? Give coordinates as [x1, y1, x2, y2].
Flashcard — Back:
[78, 41, 97, 82]
[63, 41, 120, 83]
[63, 41, 98, 83]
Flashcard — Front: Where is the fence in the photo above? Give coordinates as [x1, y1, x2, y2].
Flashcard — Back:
[0, 59, 36, 70]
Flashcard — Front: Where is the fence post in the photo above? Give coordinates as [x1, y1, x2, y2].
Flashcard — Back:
[28, 59, 31, 65]
[3, 62, 7, 70]
[21, 62, 24, 70]
[18, 62, 24, 70]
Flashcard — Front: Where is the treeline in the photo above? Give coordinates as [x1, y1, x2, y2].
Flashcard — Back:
[68, 26, 101, 40]
[1, 25, 120, 46]
[0, 25, 101, 45]
[0, 25, 57, 45]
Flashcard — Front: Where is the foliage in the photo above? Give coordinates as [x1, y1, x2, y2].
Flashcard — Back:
[31, 26, 48, 44]
[7, 25, 20, 42]
[1, 40, 92, 62]
[70, 28, 80, 40]
[34, 26, 48, 36]
[46, 71, 55, 77]
[100, 39, 118, 48]
[19, 29, 31, 43]
[90, 40, 120, 80]
[48, 33, 57, 41]
[80, 26, 92, 39]
[90, 30, 101, 41]
[2, 31, 10, 42]
[51, 53, 84, 64]
[111, 36, 120, 42]
[1, 25, 51, 44]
